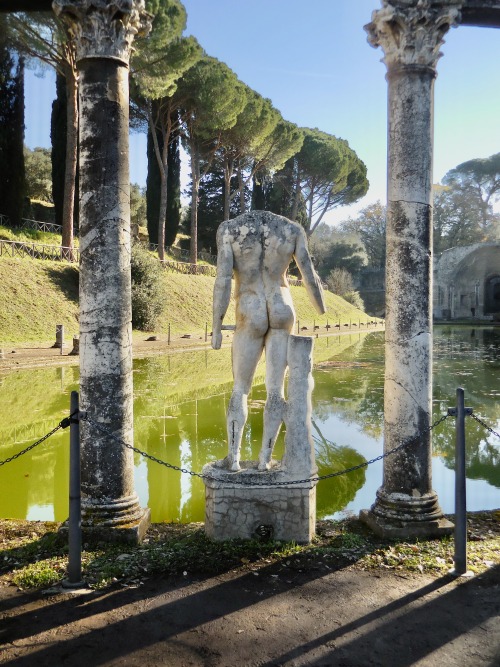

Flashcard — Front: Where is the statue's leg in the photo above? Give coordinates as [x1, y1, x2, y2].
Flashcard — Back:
[227, 330, 264, 471]
[259, 328, 289, 470]
[226, 389, 247, 471]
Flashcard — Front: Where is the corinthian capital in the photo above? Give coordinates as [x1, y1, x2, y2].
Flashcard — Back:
[53, 0, 152, 65]
[365, 1, 463, 71]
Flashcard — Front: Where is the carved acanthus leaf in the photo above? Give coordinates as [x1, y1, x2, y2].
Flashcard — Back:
[365, 1, 463, 70]
[52, 0, 152, 64]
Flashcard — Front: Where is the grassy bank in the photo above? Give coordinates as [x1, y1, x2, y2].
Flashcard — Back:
[0, 254, 381, 345]
[0, 257, 80, 344]
[1, 512, 498, 591]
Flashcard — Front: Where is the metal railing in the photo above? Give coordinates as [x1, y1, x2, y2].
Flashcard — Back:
[0, 238, 79, 262]
[21, 218, 62, 234]
[0, 212, 62, 234]
[148, 243, 217, 266]
[160, 259, 217, 277]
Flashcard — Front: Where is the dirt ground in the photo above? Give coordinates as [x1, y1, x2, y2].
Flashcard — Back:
[0, 336, 218, 372]
[0, 325, 386, 372]
[1, 560, 499, 667]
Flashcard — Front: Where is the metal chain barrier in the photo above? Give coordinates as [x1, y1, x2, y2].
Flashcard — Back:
[468, 412, 500, 440]
[2, 406, 495, 482]
[0, 413, 77, 467]
[85, 412, 451, 487]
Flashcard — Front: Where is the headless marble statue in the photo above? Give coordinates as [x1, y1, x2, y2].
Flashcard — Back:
[212, 211, 326, 472]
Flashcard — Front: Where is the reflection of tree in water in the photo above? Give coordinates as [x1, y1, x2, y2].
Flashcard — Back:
[432, 327, 500, 488]
[433, 416, 500, 488]
[178, 396, 228, 523]
[467, 446, 500, 487]
[313, 332, 385, 440]
[312, 420, 366, 517]
[0, 434, 68, 521]
[0, 365, 79, 434]
[143, 417, 182, 523]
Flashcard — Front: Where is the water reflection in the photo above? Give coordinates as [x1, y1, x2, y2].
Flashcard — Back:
[0, 328, 498, 522]
[313, 419, 366, 515]
[432, 327, 500, 489]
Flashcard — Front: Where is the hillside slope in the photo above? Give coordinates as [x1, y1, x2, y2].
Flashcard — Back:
[0, 256, 380, 345]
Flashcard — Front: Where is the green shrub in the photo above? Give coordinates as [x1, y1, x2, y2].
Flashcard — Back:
[131, 242, 163, 331]
[342, 291, 365, 311]
[326, 268, 354, 295]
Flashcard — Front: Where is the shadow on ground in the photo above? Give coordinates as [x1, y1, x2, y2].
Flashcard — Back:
[46, 265, 79, 303]
[1, 561, 499, 666]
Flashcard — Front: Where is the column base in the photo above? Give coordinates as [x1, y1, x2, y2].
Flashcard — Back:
[82, 508, 151, 545]
[359, 488, 454, 539]
[203, 460, 316, 544]
[81, 495, 151, 545]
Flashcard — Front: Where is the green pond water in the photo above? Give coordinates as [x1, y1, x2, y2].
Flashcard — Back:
[0, 327, 498, 523]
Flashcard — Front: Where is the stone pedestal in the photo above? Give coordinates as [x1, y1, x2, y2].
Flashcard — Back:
[53, 324, 64, 349]
[203, 461, 316, 544]
[69, 335, 79, 356]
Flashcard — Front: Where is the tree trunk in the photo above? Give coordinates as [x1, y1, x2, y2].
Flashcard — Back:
[165, 131, 181, 247]
[290, 169, 301, 221]
[189, 138, 200, 265]
[61, 67, 78, 260]
[223, 155, 232, 221]
[148, 108, 171, 262]
[306, 193, 314, 235]
[51, 73, 66, 229]
[0, 40, 25, 227]
[157, 166, 167, 261]
[238, 163, 246, 214]
[309, 192, 331, 237]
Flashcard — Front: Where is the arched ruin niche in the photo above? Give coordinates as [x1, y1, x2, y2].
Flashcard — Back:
[484, 274, 500, 315]
[434, 243, 500, 320]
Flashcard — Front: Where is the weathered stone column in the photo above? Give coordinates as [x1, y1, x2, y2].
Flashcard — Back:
[53, 0, 152, 542]
[360, 1, 461, 537]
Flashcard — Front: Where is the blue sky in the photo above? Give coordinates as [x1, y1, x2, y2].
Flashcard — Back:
[25, 0, 500, 225]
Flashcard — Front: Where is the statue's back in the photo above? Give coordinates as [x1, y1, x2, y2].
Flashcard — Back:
[222, 211, 300, 283]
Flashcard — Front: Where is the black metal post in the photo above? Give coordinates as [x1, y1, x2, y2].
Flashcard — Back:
[63, 391, 84, 588]
[455, 387, 467, 575]
[448, 387, 471, 576]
